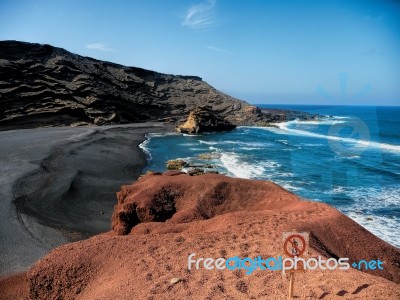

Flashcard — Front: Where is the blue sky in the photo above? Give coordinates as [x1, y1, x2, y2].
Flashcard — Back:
[1, 0, 399, 105]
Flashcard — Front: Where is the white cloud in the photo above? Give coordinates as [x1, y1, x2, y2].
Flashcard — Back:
[207, 46, 233, 54]
[85, 43, 115, 52]
[182, 0, 217, 30]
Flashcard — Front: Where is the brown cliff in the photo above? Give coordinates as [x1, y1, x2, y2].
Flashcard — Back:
[0, 41, 316, 130]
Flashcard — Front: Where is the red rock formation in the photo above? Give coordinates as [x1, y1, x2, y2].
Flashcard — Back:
[1, 173, 399, 299]
[112, 172, 400, 282]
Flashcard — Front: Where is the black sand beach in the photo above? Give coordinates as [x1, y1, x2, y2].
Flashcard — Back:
[0, 122, 166, 276]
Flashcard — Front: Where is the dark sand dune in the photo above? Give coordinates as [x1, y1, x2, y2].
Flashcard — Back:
[0, 123, 166, 276]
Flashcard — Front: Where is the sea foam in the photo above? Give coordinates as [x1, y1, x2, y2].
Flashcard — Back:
[220, 152, 265, 179]
[261, 120, 400, 153]
[139, 137, 152, 161]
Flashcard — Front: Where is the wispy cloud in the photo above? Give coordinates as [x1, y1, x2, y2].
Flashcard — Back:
[182, 0, 217, 30]
[85, 43, 116, 52]
[207, 46, 233, 54]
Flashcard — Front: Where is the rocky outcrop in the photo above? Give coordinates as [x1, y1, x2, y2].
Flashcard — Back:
[176, 107, 236, 134]
[1, 172, 397, 299]
[165, 159, 216, 177]
[166, 159, 188, 170]
[0, 41, 317, 130]
[110, 173, 400, 285]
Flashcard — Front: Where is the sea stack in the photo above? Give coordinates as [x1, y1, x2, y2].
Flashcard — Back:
[176, 107, 236, 134]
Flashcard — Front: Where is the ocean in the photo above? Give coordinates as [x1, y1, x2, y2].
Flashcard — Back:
[141, 105, 400, 248]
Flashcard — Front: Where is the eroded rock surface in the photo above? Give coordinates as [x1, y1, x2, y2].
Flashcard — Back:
[0, 41, 316, 130]
[176, 107, 236, 134]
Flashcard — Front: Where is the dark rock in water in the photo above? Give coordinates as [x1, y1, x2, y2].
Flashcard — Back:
[176, 107, 236, 134]
[186, 164, 214, 169]
[207, 170, 219, 174]
[166, 159, 188, 170]
[187, 168, 205, 176]
[0, 40, 318, 130]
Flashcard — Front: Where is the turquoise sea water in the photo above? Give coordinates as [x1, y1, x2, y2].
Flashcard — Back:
[141, 105, 400, 248]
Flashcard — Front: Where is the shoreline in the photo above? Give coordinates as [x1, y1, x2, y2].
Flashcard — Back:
[0, 122, 167, 276]
[141, 125, 400, 249]
[0, 125, 399, 299]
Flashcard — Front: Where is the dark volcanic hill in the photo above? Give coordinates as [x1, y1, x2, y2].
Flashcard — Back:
[0, 41, 315, 129]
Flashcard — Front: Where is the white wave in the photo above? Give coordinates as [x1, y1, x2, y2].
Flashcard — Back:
[209, 146, 218, 151]
[261, 160, 281, 168]
[201, 140, 274, 152]
[275, 181, 302, 191]
[334, 185, 400, 247]
[139, 139, 152, 160]
[237, 129, 250, 135]
[264, 122, 400, 153]
[138, 132, 179, 160]
[200, 140, 271, 148]
[199, 140, 219, 145]
[347, 186, 400, 208]
[290, 119, 346, 125]
[180, 167, 189, 173]
[332, 116, 352, 119]
[223, 141, 270, 147]
[275, 139, 289, 145]
[220, 152, 265, 179]
[346, 212, 399, 248]
[276, 172, 293, 177]
[147, 132, 177, 138]
[332, 186, 346, 194]
[240, 147, 259, 151]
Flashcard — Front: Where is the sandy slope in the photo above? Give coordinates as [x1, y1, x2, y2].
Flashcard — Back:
[1, 172, 398, 299]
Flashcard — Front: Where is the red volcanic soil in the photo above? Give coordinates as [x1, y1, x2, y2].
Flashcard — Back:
[1, 172, 399, 299]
